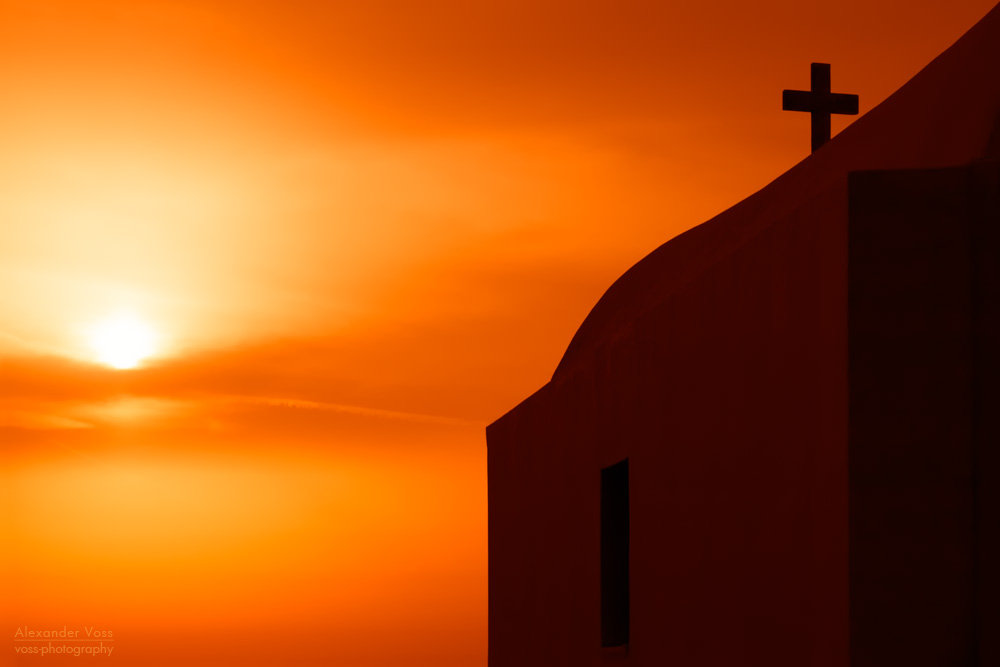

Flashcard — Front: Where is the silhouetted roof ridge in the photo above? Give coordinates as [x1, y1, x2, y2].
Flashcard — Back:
[553, 2, 1000, 379]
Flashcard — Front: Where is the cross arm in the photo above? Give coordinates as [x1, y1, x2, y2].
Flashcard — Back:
[827, 92, 859, 115]
[783, 89, 816, 112]
[783, 90, 860, 115]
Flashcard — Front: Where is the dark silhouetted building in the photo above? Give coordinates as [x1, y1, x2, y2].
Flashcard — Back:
[487, 5, 1000, 666]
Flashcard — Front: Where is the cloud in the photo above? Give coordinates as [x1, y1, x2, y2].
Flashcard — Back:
[235, 396, 476, 426]
[0, 408, 92, 431]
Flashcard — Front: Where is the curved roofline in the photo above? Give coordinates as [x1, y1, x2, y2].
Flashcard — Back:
[553, 1, 1000, 379]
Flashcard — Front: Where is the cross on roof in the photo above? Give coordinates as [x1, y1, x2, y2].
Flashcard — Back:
[783, 63, 859, 153]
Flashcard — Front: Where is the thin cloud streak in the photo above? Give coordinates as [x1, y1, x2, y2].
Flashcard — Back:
[227, 395, 479, 426]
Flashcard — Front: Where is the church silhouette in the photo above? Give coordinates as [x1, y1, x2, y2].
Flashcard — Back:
[487, 5, 999, 666]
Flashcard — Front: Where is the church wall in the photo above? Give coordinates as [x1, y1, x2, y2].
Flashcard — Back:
[847, 162, 1000, 667]
[488, 180, 850, 666]
[971, 162, 1000, 667]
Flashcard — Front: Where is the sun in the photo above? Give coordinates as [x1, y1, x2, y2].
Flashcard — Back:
[88, 314, 158, 370]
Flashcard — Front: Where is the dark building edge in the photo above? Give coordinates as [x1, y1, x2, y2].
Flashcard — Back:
[847, 161, 999, 667]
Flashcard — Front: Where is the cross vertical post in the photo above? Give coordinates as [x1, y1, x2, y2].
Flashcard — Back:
[783, 62, 859, 153]
[809, 63, 833, 149]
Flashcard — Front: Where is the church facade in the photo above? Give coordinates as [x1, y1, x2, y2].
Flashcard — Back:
[487, 6, 999, 667]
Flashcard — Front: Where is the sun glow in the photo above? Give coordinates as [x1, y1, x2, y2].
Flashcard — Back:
[88, 314, 158, 369]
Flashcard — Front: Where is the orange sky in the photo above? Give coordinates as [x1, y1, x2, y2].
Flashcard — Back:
[2, 1, 997, 665]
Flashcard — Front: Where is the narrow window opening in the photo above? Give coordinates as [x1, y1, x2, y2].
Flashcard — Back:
[601, 458, 629, 647]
